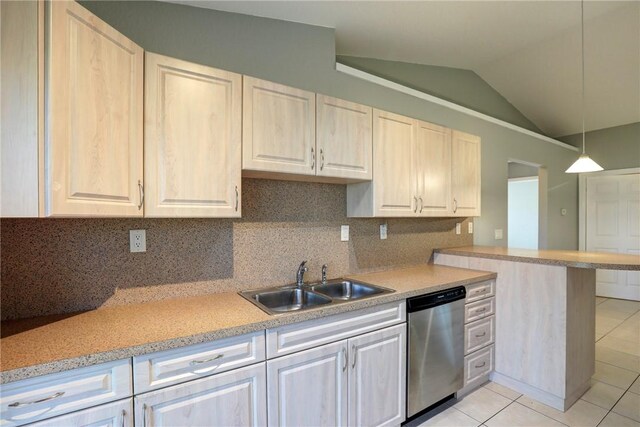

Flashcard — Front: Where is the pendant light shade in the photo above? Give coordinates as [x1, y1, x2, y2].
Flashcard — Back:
[565, 154, 604, 173]
[565, 0, 604, 174]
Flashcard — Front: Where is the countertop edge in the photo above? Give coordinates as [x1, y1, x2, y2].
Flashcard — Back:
[0, 270, 496, 384]
[435, 248, 640, 270]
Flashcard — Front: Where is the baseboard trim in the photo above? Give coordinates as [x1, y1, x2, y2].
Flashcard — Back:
[490, 372, 566, 410]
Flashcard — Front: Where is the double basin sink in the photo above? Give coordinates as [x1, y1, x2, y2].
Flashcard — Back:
[240, 279, 394, 315]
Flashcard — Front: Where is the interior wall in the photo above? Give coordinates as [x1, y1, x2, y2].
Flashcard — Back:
[80, 0, 581, 251]
[558, 122, 640, 170]
[337, 55, 545, 135]
[0, 180, 473, 320]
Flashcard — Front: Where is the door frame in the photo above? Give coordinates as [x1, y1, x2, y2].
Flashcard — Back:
[578, 167, 640, 250]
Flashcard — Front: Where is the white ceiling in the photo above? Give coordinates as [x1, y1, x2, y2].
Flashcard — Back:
[169, 1, 640, 137]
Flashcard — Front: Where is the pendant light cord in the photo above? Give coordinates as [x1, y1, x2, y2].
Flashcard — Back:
[581, 0, 586, 154]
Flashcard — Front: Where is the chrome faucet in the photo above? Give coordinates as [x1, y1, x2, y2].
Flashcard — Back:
[321, 264, 328, 285]
[296, 261, 308, 288]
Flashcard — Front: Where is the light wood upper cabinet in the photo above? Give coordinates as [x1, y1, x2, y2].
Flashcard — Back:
[46, 0, 144, 217]
[452, 130, 481, 216]
[316, 95, 372, 180]
[243, 77, 316, 175]
[415, 121, 452, 216]
[144, 53, 241, 218]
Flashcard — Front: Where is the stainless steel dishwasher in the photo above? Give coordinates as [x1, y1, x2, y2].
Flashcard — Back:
[406, 286, 466, 420]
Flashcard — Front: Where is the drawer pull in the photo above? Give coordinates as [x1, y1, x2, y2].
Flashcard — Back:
[190, 354, 224, 366]
[475, 308, 487, 313]
[8, 391, 65, 408]
[475, 361, 486, 368]
[474, 289, 487, 295]
[475, 332, 486, 338]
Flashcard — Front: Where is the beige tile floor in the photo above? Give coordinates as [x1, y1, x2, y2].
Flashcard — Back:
[408, 297, 640, 427]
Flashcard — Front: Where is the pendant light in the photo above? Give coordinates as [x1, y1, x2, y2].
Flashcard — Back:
[565, 0, 603, 174]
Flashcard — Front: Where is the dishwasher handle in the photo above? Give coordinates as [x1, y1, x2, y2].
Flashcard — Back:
[407, 286, 466, 312]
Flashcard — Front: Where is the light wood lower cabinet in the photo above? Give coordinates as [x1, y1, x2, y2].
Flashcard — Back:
[135, 363, 267, 427]
[267, 324, 406, 427]
[25, 399, 132, 427]
[46, 0, 144, 217]
[144, 53, 242, 218]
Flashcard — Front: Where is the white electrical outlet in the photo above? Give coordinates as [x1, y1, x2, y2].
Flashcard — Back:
[130, 230, 146, 253]
[341, 225, 350, 242]
[380, 223, 388, 240]
[468, 222, 474, 234]
[494, 229, 503, 240]
[455, 223, 461, 235]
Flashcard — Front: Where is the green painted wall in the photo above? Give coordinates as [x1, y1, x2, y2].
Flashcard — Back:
[81, 1, 581, 250]
[337, 56, 544, 135]
[558, 122, 640, 170]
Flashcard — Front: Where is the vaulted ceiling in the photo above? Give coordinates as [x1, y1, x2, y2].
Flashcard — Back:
[169, 1, 640, 138]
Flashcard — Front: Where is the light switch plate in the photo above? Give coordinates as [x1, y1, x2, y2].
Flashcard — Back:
[130, 230, 146, 252]
[341, 225, 349, 242]
[455, 223, 461, 235]
[468, 222, 474, 234]
[494, 229, 503, 240]
[380, 223, 388, 240]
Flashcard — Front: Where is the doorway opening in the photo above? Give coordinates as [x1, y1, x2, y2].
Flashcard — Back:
[507, 161, 547, 250]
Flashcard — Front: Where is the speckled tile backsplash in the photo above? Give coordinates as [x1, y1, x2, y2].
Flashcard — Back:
[1, 179, 472, 320]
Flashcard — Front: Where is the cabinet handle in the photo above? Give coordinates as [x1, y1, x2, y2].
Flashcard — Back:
[475, 332, 487, 338]
[311, 147, 315, 170]
[474, 289, 487, 295]
[419, 197, 424, 213]
[453, 198, 458, 213]
[138, 181, 144, 210]
[342, 347, 347, 372]
[235, 186, 239, 212]
[320, 149, 324, 171]
[8, 391, 65, 408]
[121, 409, 126, 427]
[351, 344, 357, 369]
[190, 354, 224, 366]
[475, 361, 486, 368]
[413, 196, 418, 213]
[143, 403, 148, 427]
[475, 308, 487, 313]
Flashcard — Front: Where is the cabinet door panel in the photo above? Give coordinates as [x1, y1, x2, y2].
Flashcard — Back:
[144, 53, 241, 217]
[267, 341, 348, 427]
[373, 110, 416, 216]
[243, 77, 315, 175]
[452, 131, 481, 216]
[47, 1, 143, 217]
[26, 399, 132, 427]
[316, 95, 372, 180]
[135, 363, 266, 427]
[348, 324, 406, 427]
[416, 121, 452, 216]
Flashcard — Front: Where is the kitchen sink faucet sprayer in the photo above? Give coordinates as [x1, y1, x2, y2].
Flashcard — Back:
[296, 261, 308, 288]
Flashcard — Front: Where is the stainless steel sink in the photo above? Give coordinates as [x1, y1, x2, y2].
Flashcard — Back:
[240, 279, 394, 315]
[241, 287, 332, 315]
[309, 279, 392, 301]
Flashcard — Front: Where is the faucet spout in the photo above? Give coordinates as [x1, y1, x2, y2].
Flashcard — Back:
[296, 261, 308, 288]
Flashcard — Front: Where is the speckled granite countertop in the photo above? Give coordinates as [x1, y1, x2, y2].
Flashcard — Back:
[436, 246, 640, 270]
[0, 264, 495, 384]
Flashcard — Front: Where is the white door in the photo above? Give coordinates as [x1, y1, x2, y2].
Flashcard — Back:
[586, 173, 640, 300]
[26, 399, 132, 427]
[135, 363, 267, 427]
[267, 340, 348, 427]
[348, 324, 406, 427]
[47, 1, 144, 217]
[144, 53, 242, 218]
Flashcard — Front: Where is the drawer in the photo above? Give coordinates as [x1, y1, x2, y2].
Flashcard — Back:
[25, 398, 133, 427]
[267, 301, 406, 358]
[464, 315, 495, 355]
[133, 331, 265, 393]
[464, 345, 494, 388]
[1, 359, 131, 427]
[465, 280, 495, 303]
[465, 297, 495, 324]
